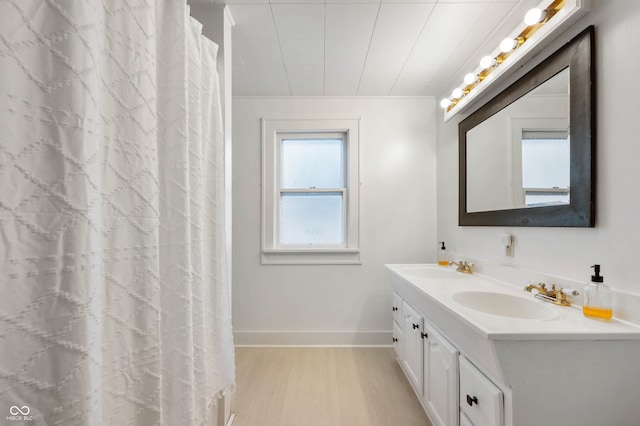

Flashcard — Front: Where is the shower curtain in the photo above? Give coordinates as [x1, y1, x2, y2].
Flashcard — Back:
[0, 1, 235, 425]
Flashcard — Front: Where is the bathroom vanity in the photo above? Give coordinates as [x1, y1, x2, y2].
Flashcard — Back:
[386, 264, 640, 426]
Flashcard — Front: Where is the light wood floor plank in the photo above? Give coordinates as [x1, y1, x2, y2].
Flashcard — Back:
[233, 347, 431, 426]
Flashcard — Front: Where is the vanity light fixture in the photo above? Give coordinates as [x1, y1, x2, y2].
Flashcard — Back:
[499, 36, 524, 53]
[464, 73, 478, 85]
[480, 55, 496, 69]
[524, 7, 548, 25]
[441, 0, 590, 122]
[440, 98, 452, 108]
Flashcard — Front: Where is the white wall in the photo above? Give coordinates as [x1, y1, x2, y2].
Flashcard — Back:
[437, 0, 640, 296]
[233, 97, 436, 345]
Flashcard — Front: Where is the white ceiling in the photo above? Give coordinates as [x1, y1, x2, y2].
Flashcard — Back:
[223, 0, 540, 97]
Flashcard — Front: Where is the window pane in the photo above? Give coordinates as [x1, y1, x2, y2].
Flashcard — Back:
[280, 192, 344, 245]
[522, 136, 570, 189]
[281, 138, 344, 188]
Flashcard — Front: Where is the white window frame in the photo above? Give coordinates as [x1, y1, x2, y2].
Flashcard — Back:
[261, 118, 360, 265]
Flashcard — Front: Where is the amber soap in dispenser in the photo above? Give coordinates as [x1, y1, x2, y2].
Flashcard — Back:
[437, 242, 449, 266]
[583, 264, 613, 320]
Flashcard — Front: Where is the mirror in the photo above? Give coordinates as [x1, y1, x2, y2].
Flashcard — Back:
[459, 26, 595, 227]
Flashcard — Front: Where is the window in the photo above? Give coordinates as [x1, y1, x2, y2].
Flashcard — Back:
[262, 119, 360, 264]
[521, 130, 570, 206]
[510, 118, 569, 208]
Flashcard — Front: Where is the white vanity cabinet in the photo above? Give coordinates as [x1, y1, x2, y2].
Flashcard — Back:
[402, 301, 424, 393]
[393, 293, 502, 426]
[387, 264, 640, 426]
[392, 282, 504, 426]
[393, 294, 461, 426]
[423, 325, 459, 426]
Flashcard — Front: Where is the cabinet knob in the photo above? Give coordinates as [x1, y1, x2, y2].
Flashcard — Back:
[466, 395, 478, 406]
[392, 306, 398, 311]
[421, 332, 428, 339]
[412, 323, 419, 329]
[392, 337, 398, 343]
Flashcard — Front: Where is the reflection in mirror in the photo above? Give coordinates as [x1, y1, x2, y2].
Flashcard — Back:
[466, 69, 569, 212]
[458, 26, 594, 227]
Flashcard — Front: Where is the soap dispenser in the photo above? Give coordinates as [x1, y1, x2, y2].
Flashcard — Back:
[583, 264, 612, 320]
[437, 242, 449, 266]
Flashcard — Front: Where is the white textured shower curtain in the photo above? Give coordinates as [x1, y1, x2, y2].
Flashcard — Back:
[0, 1, 235, 425]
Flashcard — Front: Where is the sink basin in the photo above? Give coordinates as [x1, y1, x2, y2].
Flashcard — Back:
[402, 266, 462, 280]
[452, 291, 557, 320]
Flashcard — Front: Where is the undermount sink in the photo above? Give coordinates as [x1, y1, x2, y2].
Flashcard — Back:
[452, 291, 557, 320]
[402, 266, 462, 280]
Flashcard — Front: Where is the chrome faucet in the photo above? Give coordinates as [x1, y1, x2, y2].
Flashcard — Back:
[524, 282, 573, 306]
[449, 260, 475, 274]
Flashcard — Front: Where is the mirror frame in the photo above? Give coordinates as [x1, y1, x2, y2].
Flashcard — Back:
[459, 26, 595, 227]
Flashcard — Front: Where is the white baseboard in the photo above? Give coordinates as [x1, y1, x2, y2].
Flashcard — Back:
[233, 330, 392, 347]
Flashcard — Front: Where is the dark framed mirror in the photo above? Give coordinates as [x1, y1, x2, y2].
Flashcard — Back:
[459, 26, 595, 227]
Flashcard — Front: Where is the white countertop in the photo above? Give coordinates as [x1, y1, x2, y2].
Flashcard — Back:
[386, 263, 640, 340]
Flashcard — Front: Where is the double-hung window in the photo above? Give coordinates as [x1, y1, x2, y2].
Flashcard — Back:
[262, 119, 360, 264]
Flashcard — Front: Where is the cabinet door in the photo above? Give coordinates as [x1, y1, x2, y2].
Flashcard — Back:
[460, 412, 474, 426]
[393, 321, 403, 360]
[392, 292, 403, 326]
[402, 301, 424, 393]
[424, 325, 459, 426]
[460, 356, 503, 426]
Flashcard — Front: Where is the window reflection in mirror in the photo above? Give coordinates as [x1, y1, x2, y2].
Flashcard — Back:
[521, 129, 569, 207]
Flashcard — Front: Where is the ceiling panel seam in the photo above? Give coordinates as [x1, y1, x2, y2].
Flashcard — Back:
[355, 2, 383, 96]
[323, 2, 326, 95]
[270, 2, 292, 95]
[388, 3, 437, 96]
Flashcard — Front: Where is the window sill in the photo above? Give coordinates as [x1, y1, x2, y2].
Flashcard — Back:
[261, 248, 361, 265]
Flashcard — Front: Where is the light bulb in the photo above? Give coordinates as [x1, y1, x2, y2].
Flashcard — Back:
[480, 55, 495, 69]
[524, 8, 547, 26]
[451, 88, 464, 99]
[464, 73, 477, 85]
[440, 98, 452, 109]
[500, 37, 517, 53]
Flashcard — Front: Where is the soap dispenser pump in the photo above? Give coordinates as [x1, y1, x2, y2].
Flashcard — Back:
[437, 242, 449, 266]
[583, 264, 612, 320]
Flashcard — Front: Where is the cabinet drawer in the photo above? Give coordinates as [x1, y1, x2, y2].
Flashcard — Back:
[392, 292, 403, 326]
[393, 321, 403, 360]
[459, 356, 503, 426]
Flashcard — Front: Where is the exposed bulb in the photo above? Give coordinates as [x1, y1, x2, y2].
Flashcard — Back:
[524, 8, 547, 26]
[451, 87, 464, 99]
[464, 73, 477, 85]
[500, 37, 518, 53]
[440, 98, 452, 109]
[480, 55, 496, 69]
